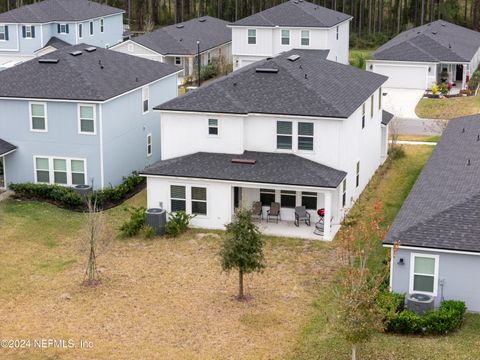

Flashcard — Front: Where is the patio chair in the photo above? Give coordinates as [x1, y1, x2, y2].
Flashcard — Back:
[267, 202, 281, 223]
[251, 201, 263, 221]
[294, 206, 311, 227]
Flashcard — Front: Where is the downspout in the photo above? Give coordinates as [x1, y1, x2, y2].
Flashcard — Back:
[99, 103, 105, 189]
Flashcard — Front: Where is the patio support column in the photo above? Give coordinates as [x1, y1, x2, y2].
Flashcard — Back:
[323, 192, 332, 240]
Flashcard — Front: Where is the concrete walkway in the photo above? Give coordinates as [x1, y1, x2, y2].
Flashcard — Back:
[390, 140, 437, 146]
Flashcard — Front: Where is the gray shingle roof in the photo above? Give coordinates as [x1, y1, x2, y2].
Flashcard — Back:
[231, 0, 351, 28]
[141, 151, 346, 188]
[373, 20, 480, 62]
[0, 139, 16, 156]
[384, 115, 480, 253]
[0, 0, 124, 23]
[0, 44, 181, 101]
[132, 16, 231, 56]
[382, 110, 394, 125]
[43, 36, 70, 49]
[155, 49, 387, 118]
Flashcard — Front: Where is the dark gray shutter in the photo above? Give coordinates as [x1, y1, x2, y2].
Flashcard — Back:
[4, 26, 8, 40]
[31, 26, 35, 38]
[57, 24, 60, 33]
[22, 25, 26, 38]
[66, 24, 69, 33]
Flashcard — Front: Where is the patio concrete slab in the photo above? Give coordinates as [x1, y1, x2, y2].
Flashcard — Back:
[257, 220, 340, 241]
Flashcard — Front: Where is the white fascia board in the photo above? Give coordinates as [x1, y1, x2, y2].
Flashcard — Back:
[111, 39, 163, 56]
[227, 19, 352, 30]
[0, 148, 17, 157]
[0, 12, 125, 26]
[383, 244, 480, 257]
[367, 59, 439, 65]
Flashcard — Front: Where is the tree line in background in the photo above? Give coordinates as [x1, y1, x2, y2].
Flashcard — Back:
[2, 0, 480, 46]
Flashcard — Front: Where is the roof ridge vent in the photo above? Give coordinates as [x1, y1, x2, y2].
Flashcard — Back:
[467, 159, 471, 166]
[70, 50, 82, 56]
[198, 18, 206, 22]
[176, 24, 184, 28]
[231, 158, 256, 165]
[477, 134, 479, 141]
[287, 54, 300, 61]
[255, 68, 279, 73]
[38, 58, 59, 64]
[85, 46, 96, 52]
[431, 31, 437, 34]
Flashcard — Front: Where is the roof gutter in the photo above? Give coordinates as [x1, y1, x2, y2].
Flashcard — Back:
[383, 243, 480, 256]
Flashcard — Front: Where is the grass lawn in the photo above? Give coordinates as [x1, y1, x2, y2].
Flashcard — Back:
[293, 145, 480, 360]
[394, 134, 440, 143]
[415, 92, 480, 119]
[0, 190, 339, 359]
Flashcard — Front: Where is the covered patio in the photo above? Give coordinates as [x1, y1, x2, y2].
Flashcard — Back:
[0, 139, 17, 190]
[438, 62, 470, 93]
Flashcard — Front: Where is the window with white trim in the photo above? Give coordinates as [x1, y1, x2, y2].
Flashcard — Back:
[281, 29, 290, 45]
[100, 18, 104, 33]
[260, 188, 275, 206]
[175, 56, 181, 65]
[59, 24, 67, 34]
[356, 161, 360, 188]
[277, 121, 292, 150]
[170, 185, 186, 212]
[301, 192, 317, 210]
[336, 26, 339, 40]
[370, 95, 374, 118]
[34, 157, 86, 186]
[378, 88, 382, 110]
[342, 179, 347, 207]
[301, 30, 309, 46]
[89, 21, 94, 35]
[142, 86, 149, 113]
[0, 26, 6, 41]
[248, 29, 256, 44]
[24, 25, 33, 38]
[280, 190, 296, 208]
[30, 102, 47, 131]
[208, 119, 218, 135]
[191, 187, 207, 215]
[410, 254, 439, 295]
[146, 133, 152, 157]
[78, 23, 83, 38]
[298, 122, 314, 151]
[78, 104, 95, 134]
[361, 103, 365, 129]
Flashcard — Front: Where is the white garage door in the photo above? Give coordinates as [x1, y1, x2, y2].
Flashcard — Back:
[374, 64, 428, 89]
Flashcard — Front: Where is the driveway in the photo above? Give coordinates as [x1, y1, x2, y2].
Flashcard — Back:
[383, 88, 443, 135]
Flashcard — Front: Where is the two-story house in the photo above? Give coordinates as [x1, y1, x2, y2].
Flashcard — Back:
[111, 16, 232, 84]
[141, 49, 388, 240]
[0, 44, 182, 190]
[0, 0, 124, 69]
[228, 0, 352, 70]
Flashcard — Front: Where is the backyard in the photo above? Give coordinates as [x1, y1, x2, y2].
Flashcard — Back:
[416, 91, 480, 119]
[1, 145, 479, 359]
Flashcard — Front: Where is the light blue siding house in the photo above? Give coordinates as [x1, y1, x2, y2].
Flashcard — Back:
[0, 0, 124, 69]
[0, 44, 181, 190]
[384, 115, 480, 312]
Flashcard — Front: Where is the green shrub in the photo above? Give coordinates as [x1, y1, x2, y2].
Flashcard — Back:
[377, 291, 405, 322]
[387, 309, 425, 334]
[9, 183, 84, 209]
[119, 206, 146, 237]
[92, 172, 144, 207]
[165, 211, 195, 237]
[140, 225, 156, 239]
[389, 145, 406, 160]
[200, 63, 218, 81]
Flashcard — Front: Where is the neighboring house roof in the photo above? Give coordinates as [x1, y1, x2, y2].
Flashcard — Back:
[0, 139, 16, 156]
[384, 115, 480, 253]
[382, 110, 394, 126]
[141, 151, 347, 189]
[155, 49, 387, 118]
[373, 20, 480, 63]
[43, 36, 70, 49]
[131, 16, 231, 56]
[0, 43, 181, 102]
[231, 0, 352, 28]
[0, 0, 124, 23]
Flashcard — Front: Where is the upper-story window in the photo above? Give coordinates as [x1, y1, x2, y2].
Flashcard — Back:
[89, 21, 94, 35]
[298, 122, 314, 151]
[100, 18, 104, 33]
[356, 161, 360, 187]
[78, 23, 83, 38]
[208, 119, 219, 135]
[342, 179, 347, 207]
[127, 43, 134, 52]
[146, 133, 152, 157]
[0, 25, 8, 41]
[301, 30, 310, 46]
[23, 25, 34, 39]
[281, 29, 290, 45]
[336, 26, 339, 40]
[277, 121, 292, 150]
[58, 24, 68, 34]
[30, 102, 47, 132]
[78, 104, 96, 134]
[361, 103, 366, 129]
[142, 86, 149, 113]
[378, 88, 382, 110]
[175, 57, 181, 65]
[370, 95, 374, 118]
[248, 29, 256, 44]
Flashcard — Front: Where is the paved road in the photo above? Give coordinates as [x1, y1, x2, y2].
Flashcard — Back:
[394, 117, 444, 136]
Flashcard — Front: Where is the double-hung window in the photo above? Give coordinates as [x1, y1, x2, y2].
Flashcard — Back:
[410, 254, 439, 295]
[78, 23, 83, 38]
[260, 188, 275, 206]
[35, 157, 50, 183]
[175, 57, 181, 65]
[30, 102, 47, 132]
[71, 160, 85, 185]
[90, 21, 94, 35]
[298, 122, 314, 151]
[146, 133, 152, 157]
[0, 26, 6, 41]
[370, 95, 374, 118]
[342, 179, 347, 207]
[276, 121, 292, 150]
[336, 26, 339, 40]
[170, 185, 186, 212]
[34, 157, 86, 185]
[208, 119, 219, 135]
[53, 159, 68, 184]
[59, 24, 67, 34]
[280, 190, 296, 208]
[281, 29, 290, 45]
[248, 29, 256, 44]
[378, 88, 382, 110]
[78, 105, 95, 134]
[301, 192, 317, 210]
[301, 30, 309, 46]
[191, 187, 207, 215]
[100, 18, 104, 33]
[142, 86, 149, 113]
[361, 103, 366, 129]
[356, 162, 360, 188]
[24, 25, 33, 38]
